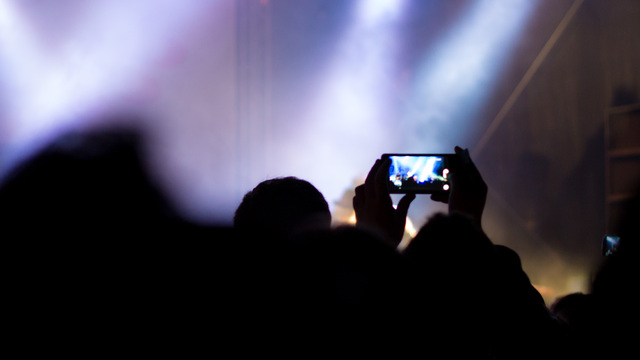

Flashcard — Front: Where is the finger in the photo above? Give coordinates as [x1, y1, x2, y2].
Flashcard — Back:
[374, 158, 391, 198]
[364, 159, 382, 200]
[430, 191, 449, 204]
[449, 171, 464, 192]
[452, 147, 472, 181]
[466, 153, 486, 186]
[396, 193, 416, 219]
[456, 147, 486, 189]
[455, 146, 471, 167]
[365, 159, 381, 186]
[353, 184, 366, 211]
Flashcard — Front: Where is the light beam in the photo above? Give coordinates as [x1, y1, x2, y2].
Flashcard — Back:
[404, 0, 537, 149]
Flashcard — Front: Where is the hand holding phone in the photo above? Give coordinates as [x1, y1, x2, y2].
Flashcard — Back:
[353, 158, 415, 248]
[602, 235, 621, 256]
[353, 146, 487, 246]
[381, 147, 487, 226]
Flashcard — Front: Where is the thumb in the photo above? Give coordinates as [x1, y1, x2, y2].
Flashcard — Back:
[430, 191, 450, 204]
[396, 193, 416, 219]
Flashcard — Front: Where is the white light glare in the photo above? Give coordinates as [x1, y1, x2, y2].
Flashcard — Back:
[357, 0, 406, 25]
[290, 0, 408, 212]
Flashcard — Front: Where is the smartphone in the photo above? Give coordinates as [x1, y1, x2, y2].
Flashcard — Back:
[382, 153, 455, 194]
[602, 235, 621, 256]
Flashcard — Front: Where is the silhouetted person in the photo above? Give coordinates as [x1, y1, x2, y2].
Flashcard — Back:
[232, 176, 424, 354]
[575, 184, 639, 359]
[234, 176, 331, 240]
[246, 223, 415, 356]
[354, 147, 570, 359]
[546, 181, 640, 360]
[0, 125, 180, 236]
[1, 124, 239, 356]
[550, 292, 594, 336]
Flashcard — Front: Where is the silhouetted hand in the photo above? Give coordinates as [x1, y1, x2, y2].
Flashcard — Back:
[431, 146, 487, 226]
[353, 158, 415, 248]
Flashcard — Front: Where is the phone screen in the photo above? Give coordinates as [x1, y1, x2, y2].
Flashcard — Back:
[383, 154, 452, 194]
[602, 235, 621, 256]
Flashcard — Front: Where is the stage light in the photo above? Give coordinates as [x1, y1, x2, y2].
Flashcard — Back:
[290, 0, 536, 228]
[403, 0, 536, 149]
[290, 0, 408, 218]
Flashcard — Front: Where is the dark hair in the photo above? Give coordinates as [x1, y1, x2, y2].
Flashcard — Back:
[233, 176, 331, 238]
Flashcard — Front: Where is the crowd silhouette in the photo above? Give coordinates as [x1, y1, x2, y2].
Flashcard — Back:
[2, 126, 638, 358]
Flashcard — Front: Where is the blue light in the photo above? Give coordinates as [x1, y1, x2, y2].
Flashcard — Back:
[404, 0, 536, 148]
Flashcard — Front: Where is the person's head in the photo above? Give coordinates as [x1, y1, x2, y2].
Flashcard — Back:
[592, 182, 640, 296]
[550, 292, 594, 330]
[575, 188, 640, 360]
[233, 176, 331, 239]
[401, 212, 497, 352]
[590, 185, 639, 339]
[0, 125, 176, 235]
[404, 211, 494, 266]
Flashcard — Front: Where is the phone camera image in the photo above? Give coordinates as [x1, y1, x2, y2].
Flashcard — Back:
[385, 154, 451, 194]
[602, 235, 621, 256]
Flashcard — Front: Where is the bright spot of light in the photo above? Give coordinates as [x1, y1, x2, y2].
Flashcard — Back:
[533, 284, 555, 299]
[405, 216, 418, 238]
[348, 212, 357, 225]
[356, 0, 406, 25]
